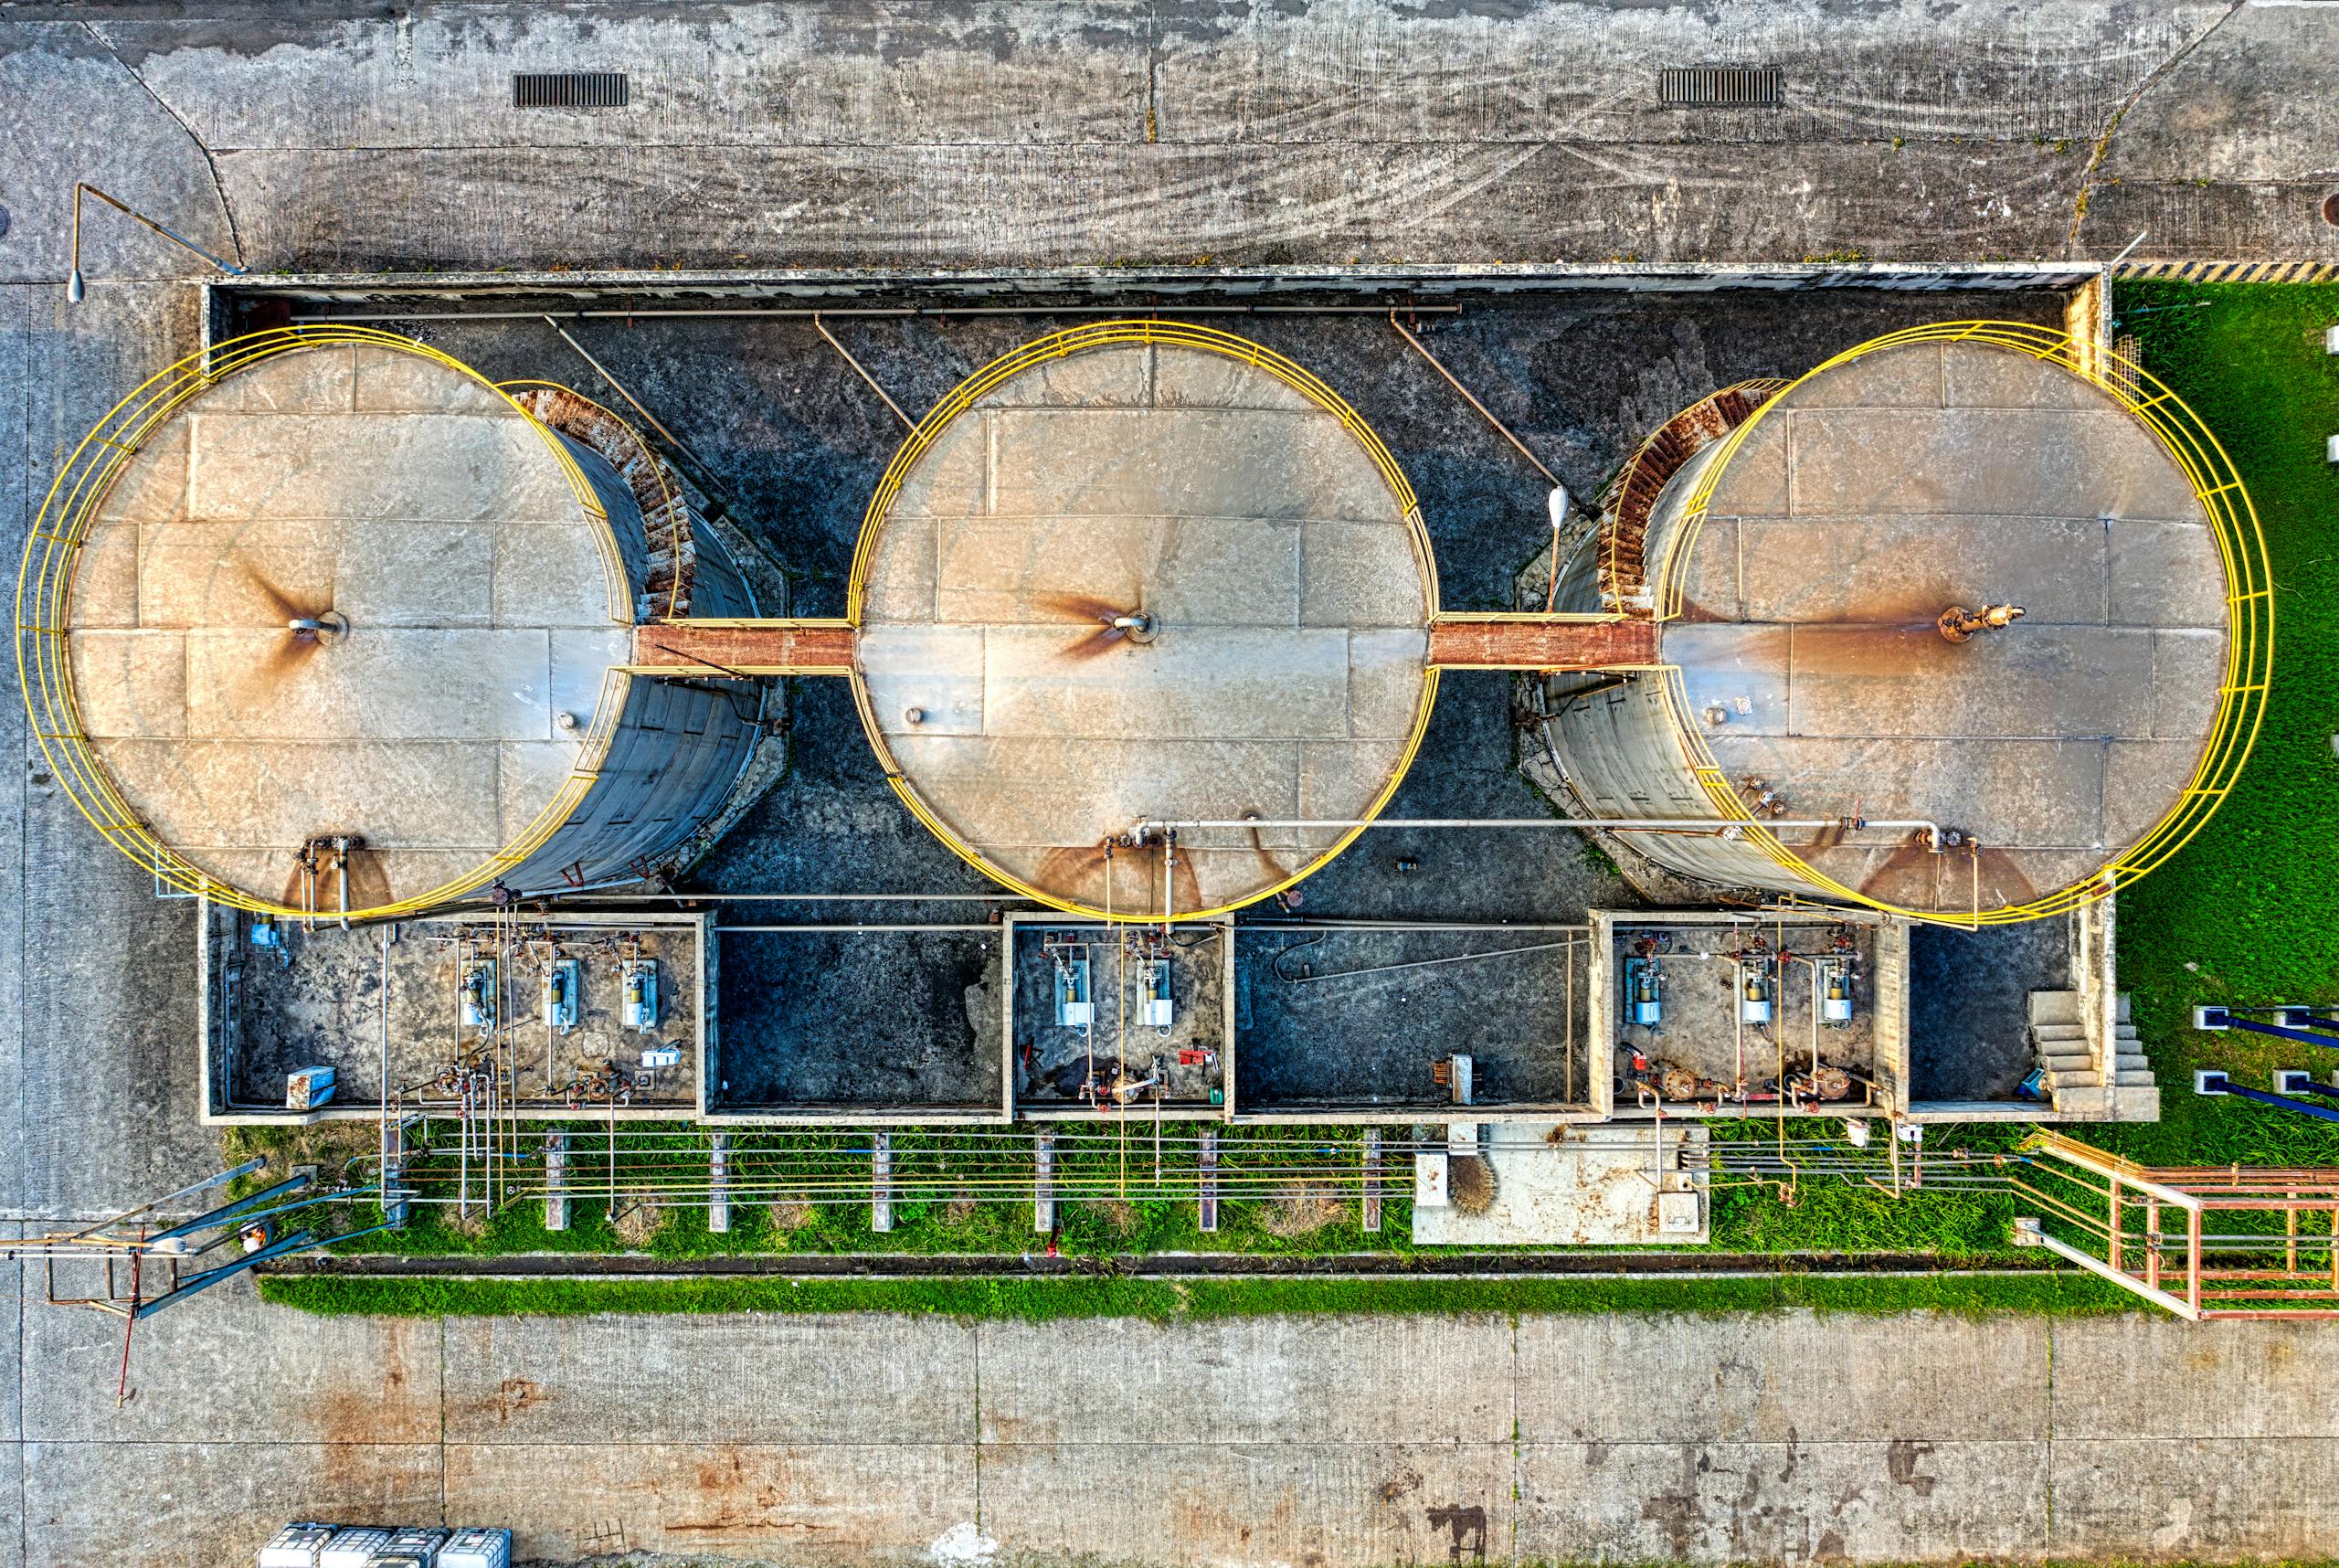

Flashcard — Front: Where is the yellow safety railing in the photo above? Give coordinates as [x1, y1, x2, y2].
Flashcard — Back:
[846, 319, 1439, 923]
[16, 326, 632, 919]
[1644, 320, 2272, 927]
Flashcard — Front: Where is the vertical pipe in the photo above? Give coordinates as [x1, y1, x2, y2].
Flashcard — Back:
[2187, 1204, 2203, 1315]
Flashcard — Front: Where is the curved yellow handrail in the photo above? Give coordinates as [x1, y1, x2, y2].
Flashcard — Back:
[16, 326, 634, 919]
[1645, 319, 2272, 927]
[845, 319, 1439, 923]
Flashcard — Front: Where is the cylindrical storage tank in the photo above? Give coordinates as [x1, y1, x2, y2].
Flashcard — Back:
[1545, 324, 2268, 924]
[850, 323, 1437, 920]
[25, 330, 759, 917]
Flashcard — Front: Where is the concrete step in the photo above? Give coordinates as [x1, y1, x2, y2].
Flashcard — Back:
[2030, 990, 2082, 1027]
[2042, 1052, 2094, 1074]
[2117, 991, 2134, 1025]
[2115, 1051, 2150, 1068]
[2046, 1070, 2103, 1089]
[2113, 1023, 2143, 1040]
[2114, 1069, 2156, 1086]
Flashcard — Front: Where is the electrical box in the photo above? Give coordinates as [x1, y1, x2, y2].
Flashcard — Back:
[1139, 958, 1174, 1031]
[622, 958, 660, 1032]
[543, 959, 579, 1033]
[1739, 964, 1772, 1025]
[1413, 1150, 1450, 1207]
[285, 1065, 336, 1112]
[1656, 1189, 1702, 1234]
[460, 959, 496, 1032]
[640, 1045, 681, 1070]
[1625, 956, 1662, 1027]
[1053, 954, 1093, 1027]
[437, 1531, 512, 1568]
[259, 1524, 337, 1568]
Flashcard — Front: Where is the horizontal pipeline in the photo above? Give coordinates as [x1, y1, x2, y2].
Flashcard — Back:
[1130, 816, 1946, 851]
[295, 303, 1466, 323]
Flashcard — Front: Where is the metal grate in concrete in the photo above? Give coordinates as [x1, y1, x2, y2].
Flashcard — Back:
[1657, 66, 1782, 108]
[513, 71, 630, 109]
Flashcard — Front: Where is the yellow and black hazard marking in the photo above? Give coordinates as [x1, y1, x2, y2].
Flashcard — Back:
[2116, 260, 2339, 283]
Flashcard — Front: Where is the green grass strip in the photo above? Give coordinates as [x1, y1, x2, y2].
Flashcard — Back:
[261, 1268, 2137, 1322]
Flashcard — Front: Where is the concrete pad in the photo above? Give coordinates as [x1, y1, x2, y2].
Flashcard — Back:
[1627, 340, 2231, 914]
[57, 342, 653, 913]
[1780, 626, 2152, 740]
[63, 631, 185, 738]
[22, 1287, 439, 1443]
[2048, 1316, 2339, 1439]
[936, 514, 1302, 629]
[0, 1224, 22, 1444]
[21, 1440, 442, 1568]
[1413, 1125, 1709, 1246]
[2109, 518, 2228, 629]
[979, 1440, 1512, 1567]
[492, 524, 625, 628]
[859, 340, 1432, 916]
[1516, 1310, 2051, 1443]
[332, 522, 496, 629]
[181, 630, 551, 741]
[987, 408, 1392, 524]
[860, 625, 987, 736]
[197, 345, 358, 415]
[441, 1313, 976, 1444]
[977, 1318, 1511, 1445]
[88, 740, 504, 853]
[443, 1441, 973, 1564]
[981, 627, 1352, 742]
[1517, 1437, 2051, 1563]
[1739, 515, 2109, 627]
[2050, 1437, 2339, 1560]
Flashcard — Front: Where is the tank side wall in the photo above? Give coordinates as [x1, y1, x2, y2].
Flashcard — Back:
[504, 675, 758, 892]
[680, 515, 757, 620]
[1551, 442, 1811, 896]
[555, 431, 653, 603]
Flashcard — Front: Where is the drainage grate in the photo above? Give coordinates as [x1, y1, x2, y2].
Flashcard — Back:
[1658, 66, 1783, 108]
[513, 71, 630, 110]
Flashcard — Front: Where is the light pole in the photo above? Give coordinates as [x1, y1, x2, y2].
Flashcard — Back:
[66, 181, 245, 302]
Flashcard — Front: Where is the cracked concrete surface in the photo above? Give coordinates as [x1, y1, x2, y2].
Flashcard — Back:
[6, 1287, 2339, 1567]
[1, 2, 2333, 278]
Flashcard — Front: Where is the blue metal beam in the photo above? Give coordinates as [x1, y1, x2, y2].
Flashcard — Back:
[2195, 1071, 2339, 1126]
[143, 1170, 314, 1244]
[2194, 1006, 2339, 1050]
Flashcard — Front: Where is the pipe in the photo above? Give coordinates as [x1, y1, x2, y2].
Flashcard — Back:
[296, 304, 1466, 323]
[1130, 816, 1945, 850]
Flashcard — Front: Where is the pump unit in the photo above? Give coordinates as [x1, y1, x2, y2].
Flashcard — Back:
[543, 958, 579, 1034]
[1139, 957, 1175, 1032]
[1739, 962, 1773, 1026]
[1625, 956, 1663, 1027]
[1053, 953, 1094, 1027]
[621, 958, 660, 1032]
[460, 958, 496, 1033]
[1819, 959, 1856, 1026]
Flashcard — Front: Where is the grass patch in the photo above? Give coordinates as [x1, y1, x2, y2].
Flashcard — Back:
[261, 1267, 2137, 1322]
[2103, 281, 2339, 1170]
